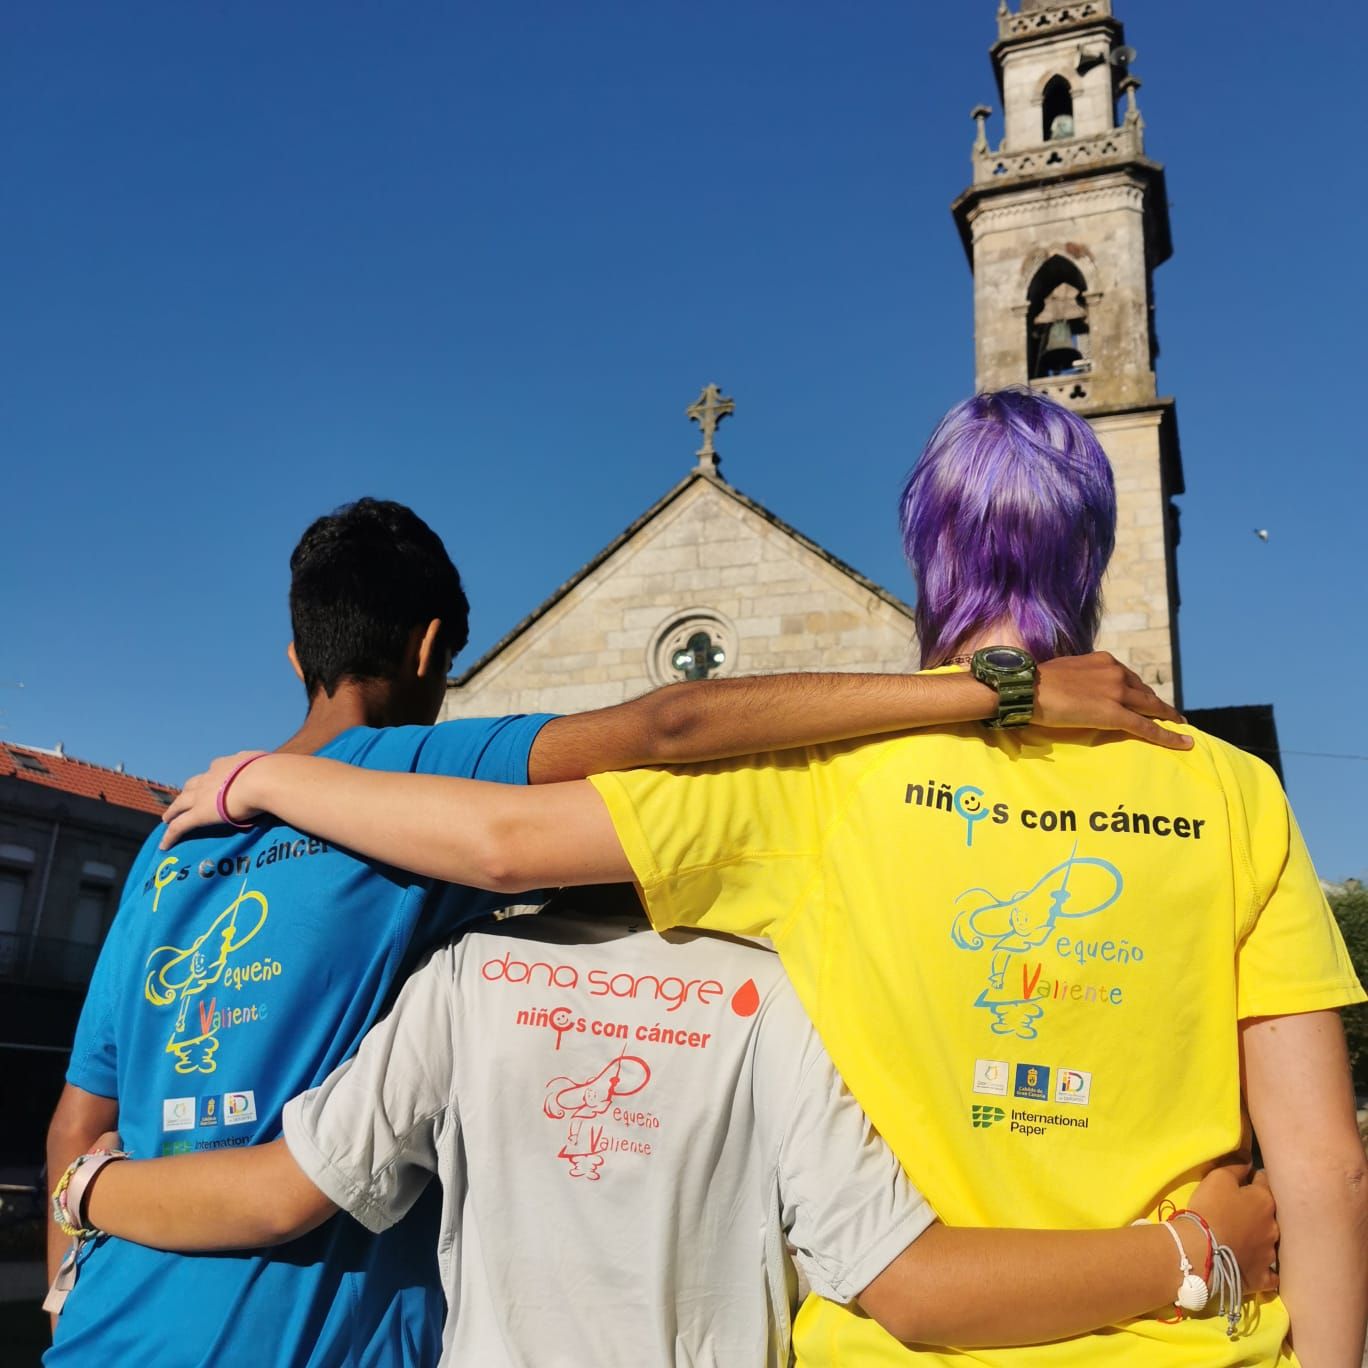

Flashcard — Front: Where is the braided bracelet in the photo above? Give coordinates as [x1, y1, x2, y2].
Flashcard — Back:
[51, 1147, 127, 1238]
[45, 1148, 129, 1317]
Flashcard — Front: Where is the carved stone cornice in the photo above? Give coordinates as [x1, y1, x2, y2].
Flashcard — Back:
[998, 1, 1113, 43]
[988, 1, 1123, 96]
[972, 181, 1145, 232]
[973, 122, 1144, 187]
[951, 157, 1170, 265]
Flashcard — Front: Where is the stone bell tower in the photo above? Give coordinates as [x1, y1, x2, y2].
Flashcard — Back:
[952, 0, 1184, 703]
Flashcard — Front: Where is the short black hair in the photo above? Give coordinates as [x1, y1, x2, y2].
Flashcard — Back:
[289, 498, 469, 698]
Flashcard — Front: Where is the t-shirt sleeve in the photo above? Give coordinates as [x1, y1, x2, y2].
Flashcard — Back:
[282, 943, 459, 1233]
[67, 921, 124, 1098]
[67, 834, 162, 1097]
[588, 752, 825, 940]
[775, 1023, 936, 1304]
[410, 714, 557, 785]
[1232, 763, 1365, 1019]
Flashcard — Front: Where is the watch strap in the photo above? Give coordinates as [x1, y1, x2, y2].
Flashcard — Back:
[971, 647, 1037, 728]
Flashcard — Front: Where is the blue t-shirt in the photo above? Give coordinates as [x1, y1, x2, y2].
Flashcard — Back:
[49, 714, 554, 1368]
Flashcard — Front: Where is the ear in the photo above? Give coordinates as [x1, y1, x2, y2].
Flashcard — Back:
[414, 619, 445, 678]
[286, 642, 305, 682]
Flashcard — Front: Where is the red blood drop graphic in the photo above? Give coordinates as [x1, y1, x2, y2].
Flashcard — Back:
[730, 978, 759, 1017]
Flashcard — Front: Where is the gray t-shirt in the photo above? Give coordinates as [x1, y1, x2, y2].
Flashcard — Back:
[282, 913, 934, 1367]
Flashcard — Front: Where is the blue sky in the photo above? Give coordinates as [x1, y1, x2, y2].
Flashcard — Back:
[3, 1, 1365, 879]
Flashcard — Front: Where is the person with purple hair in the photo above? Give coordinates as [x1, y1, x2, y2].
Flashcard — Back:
[158, 387, 1366, 1366]
[901, 387, 1116, 669]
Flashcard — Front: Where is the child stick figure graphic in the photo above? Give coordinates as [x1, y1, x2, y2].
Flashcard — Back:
[950, 845, 1123, 991]
[543, 1049, 651, 1180]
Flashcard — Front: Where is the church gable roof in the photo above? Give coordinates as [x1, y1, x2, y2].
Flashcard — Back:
[440, 377, 919, 720]
[449, 468, 914, 691]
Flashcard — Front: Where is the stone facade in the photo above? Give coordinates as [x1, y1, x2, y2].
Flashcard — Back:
[1089, 405, 1182, 694]
[441, 472, 916, 720]
[954, 0, 1184, 701]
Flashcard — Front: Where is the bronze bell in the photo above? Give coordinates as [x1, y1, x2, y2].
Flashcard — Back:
[1039, 320, 1082, 373]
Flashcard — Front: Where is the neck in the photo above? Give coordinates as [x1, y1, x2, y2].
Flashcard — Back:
[946, 621, 1030, 663]
[277, 680, 409, 756]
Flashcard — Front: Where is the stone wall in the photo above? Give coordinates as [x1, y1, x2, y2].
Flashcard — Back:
[967, 173, 1158, 411]
[1090, 410, 1180, 699]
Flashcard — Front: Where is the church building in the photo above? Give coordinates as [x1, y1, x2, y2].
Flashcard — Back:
[441, 0, 1278, 773]
[440, 384, 917, 721]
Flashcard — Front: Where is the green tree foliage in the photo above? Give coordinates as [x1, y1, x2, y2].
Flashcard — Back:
[1325, 882, 1367, 1099]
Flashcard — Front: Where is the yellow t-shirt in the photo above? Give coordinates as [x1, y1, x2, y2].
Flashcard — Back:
[589, 721, 1364, 1367]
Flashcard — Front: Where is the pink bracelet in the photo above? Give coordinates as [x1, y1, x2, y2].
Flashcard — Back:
[51, 1147, 128, 1239]
[65, 1150, 127, 1232]
[216, 752, 271, 829]
[44, 1147, 128, 1317]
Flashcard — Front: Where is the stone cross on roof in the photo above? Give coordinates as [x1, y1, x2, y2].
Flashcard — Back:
[686, 383, 735, 473]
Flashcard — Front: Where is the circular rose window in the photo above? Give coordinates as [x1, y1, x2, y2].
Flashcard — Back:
[647, 609, 739, 686]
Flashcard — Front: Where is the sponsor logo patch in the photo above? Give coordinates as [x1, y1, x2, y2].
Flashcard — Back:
[224, 1090, 257, 1126]
[972, 1058, 1010, 1096]
[1013, 1063, 1050, 1102]
[970, 1104, 1005, 1129]
[162, 1097, 195, 1132]
[1054, 1068, 1092, 1105]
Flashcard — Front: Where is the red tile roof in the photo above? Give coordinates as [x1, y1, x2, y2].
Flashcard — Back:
[0, 744, 179, 817]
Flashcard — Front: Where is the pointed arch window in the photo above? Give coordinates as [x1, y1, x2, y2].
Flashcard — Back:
[1027, 257, 1090, 378]
[1042, 76, 1074, 141]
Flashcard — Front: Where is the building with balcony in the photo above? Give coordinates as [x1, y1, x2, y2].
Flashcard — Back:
[0, 743, 176, 1167]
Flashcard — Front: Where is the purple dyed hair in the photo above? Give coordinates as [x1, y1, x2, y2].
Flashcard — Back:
[899, 387, 1116, 668]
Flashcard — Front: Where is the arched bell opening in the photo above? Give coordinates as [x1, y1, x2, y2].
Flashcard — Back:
[1042, 76, 1075, 141]
[1026, 257, 1091, 378]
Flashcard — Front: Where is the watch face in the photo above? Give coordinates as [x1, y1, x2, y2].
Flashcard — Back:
[982, 647, 1030, 671]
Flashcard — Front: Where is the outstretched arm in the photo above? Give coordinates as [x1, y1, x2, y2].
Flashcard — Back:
[1242, 1010, 1368, 1367]
[162, 759, 625, 892]
[527, 653, 1189, 783]
[859, 1166, 1278, 1348]
[159, 654, 1188, 886]
[83, 1137, 336, 1251]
